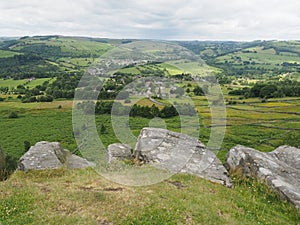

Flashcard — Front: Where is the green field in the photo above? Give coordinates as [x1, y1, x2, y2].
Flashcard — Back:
[0, 94, 299, 162]
[12, 37, 113, 57]
[0, 78, 54, 89]
[0, 50, 20, 58]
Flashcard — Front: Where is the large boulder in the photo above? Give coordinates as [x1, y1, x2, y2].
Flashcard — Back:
[134, 128, 232, 187]
[225, 145, 300, 209]
[106, 143, 132, 163]
[18, 141, 94, 171]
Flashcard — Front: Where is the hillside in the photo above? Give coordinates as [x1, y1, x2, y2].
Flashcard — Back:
[0, 168, 299, 225]
[178, 40, 300, 77]
[0, 36, 115, 79]
[1, 36, 300, 80]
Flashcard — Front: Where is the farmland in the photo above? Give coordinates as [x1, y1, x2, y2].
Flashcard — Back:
[0, 36, 299, 161]
[0, 36, 299, 224]
[0, 94, 299, 163]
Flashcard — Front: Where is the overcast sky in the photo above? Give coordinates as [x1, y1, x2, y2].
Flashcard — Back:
[0, 0, 299, 40]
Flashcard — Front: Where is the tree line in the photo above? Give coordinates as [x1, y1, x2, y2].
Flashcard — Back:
[229, 79, 300, 98]
[76, 101, 197, 118]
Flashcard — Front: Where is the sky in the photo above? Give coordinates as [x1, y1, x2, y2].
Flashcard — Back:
[0, 0, 299, 41]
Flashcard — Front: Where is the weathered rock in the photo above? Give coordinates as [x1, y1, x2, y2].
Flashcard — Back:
[134, 128, 232, 187]
[106, 143, 132, 163]
[225, 145, 300, 209]
[65, 153, 95, 169]
[18, 141, 94, 171]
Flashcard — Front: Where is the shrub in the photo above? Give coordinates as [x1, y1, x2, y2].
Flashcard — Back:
[8, 111, 18, 119]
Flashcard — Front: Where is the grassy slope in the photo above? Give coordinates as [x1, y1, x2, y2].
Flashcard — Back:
[0, 50, 20, 58]
[0, 78, 55, 89]
[0, 36, 114, 76]
[0, 168, 299, 225]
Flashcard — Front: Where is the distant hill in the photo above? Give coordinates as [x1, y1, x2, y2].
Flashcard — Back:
[177, 40, 300, 77]
[0, 36, 117, 79]
[0, 36, 299, 79]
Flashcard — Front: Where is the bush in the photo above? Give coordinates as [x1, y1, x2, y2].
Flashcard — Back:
[8, 111, 18, 118]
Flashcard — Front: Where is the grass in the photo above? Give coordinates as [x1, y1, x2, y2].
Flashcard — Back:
[171, 61, 222, 76]
[12, 36, 113, 57]
[0, 88, 299, 224]
[159, 63, 183, 75]
[0, 94, 299, 163]
[0, 50, 20, 58]
[0, 78, 54, 89]
[214, 46, 300, 73]
[0, 168, 298, 225]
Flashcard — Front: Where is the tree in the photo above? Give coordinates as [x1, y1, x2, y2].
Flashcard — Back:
[259, 84, 278, 98]
[150, 104, 160, 117]
[193, 86, 204, 96]
[161, 105, 178, 118]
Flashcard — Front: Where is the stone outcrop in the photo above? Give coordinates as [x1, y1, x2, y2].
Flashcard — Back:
[134, 128, 232, 187]
[225, 145, 300, 209]
[18, 141, 95, 171]
[106, 143, 132, 163]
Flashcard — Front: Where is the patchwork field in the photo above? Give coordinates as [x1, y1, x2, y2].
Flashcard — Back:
[0, 95, 299, 163]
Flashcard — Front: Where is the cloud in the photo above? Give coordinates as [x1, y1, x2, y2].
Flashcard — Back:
[0, 0, 299, 40]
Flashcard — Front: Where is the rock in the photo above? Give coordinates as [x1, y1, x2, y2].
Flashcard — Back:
[225, 145, 300, 209]
[134, 128, 232, 187]
[65, 153, 95, 169]
[106, 143, 132, 163]
[18, 141, 94, 171]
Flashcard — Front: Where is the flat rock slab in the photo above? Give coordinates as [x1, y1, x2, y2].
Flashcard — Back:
[18, 141, 94, 171]
[226, 145, 300, 209]
[135, 128, 232, 187]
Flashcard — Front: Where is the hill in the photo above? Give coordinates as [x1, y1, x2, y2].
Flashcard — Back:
[0, 36, 116, 80]
[177, 40, 300, 77]
[1, 36, 300, 80]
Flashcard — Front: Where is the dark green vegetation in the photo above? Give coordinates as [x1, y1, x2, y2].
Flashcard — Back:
[77, 100, 196, 118]
[228, 79, 300, 98]
[0, 36, 300, 224]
